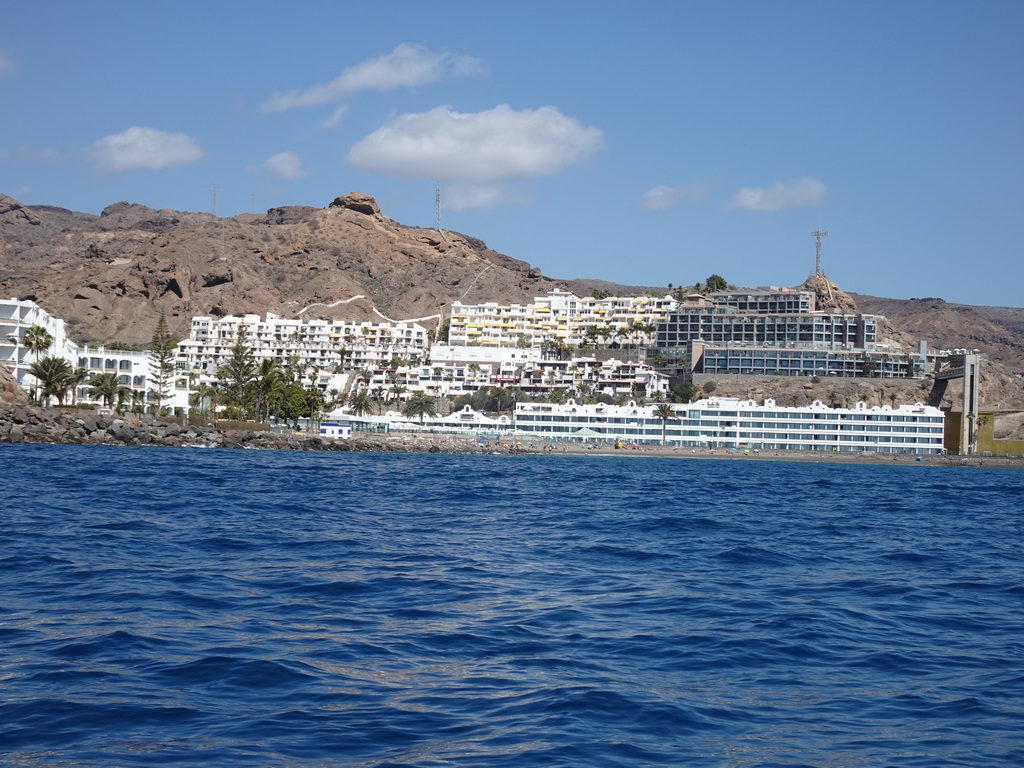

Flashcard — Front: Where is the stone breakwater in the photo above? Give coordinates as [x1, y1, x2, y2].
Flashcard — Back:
[0, 405, 496, 454]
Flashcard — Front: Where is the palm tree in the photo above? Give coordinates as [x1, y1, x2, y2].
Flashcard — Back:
[22, 326, 55, 402]
[654, 402, 677, 445]
[28, 356, 73, 406]
[189, 382, 217, 418]
[86, 372, 117, 408]
[349, 389, 373, 416]
[116, 386, 135, 414]
[87, 372, 130, 409]
[306, 385, 326, 431]
[371, 385, 387, 415]
[388, 383, 407, 409]
[129, 389, 146, 414]
[405, 392, 437, 425]
[68, 367, 91, 406]
[23, 325, 53, 361]
[254, 359, 280, 422]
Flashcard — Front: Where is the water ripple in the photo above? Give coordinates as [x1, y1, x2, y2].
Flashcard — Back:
[1, 444, 1022, 766]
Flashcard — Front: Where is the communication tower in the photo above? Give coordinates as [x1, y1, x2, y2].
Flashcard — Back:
[435, 181, 449, 243]
[811, 229, 829, 275]
[435, 181, 442, 232]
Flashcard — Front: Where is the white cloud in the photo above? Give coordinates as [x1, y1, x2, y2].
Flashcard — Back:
[726, 176, 827, 211]
[445, 183, 532, 212]
[0, 51, 15, 77]
[638, 184, 712, 210]
[258, 151, 305, 182]
[262, 43, 486, 113]
[319, 104, 349, 130]
[1, 145, 62, 163]
[346, 104, 605, 183]
[89, 127, 203, 173]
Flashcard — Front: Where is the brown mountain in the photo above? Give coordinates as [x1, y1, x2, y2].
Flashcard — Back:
[2, 191, 1022, 418]
[0, 192, 632, 346]
[850, 293, 1024, 374]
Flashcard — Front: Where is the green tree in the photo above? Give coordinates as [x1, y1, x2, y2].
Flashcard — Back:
[371, 385, 387, 415]
[189, 382, 217, 418]
[28, 356, 73, 406]
[388, 383, 407, 409]
[254, 358, 281, 422]
[149, 312, 178, 413]
[22, 326, 54, 401]
[349, 389, 373, 416]
[861, 357, 877, 378]
[23, 325, 53, 360]
[405, 391, 438, 425]
[216, 327, 257, 417]
[306, 385, 326, 430]
[87, 372, 130, 409]
[705, 274, 728, 292]
[67, 366, 91, 406]
[654, 403, 677, 445]
[671, 382, 698, 403]
[278, 380, 310, 428]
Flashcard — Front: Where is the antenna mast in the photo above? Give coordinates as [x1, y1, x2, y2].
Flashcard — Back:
[435, 181, 442, 232]
[435, 181, 449, 243]
[811, 229, 829, 275]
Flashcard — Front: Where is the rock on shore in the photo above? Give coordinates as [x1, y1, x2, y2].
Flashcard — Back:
[0, 405, 495, 454]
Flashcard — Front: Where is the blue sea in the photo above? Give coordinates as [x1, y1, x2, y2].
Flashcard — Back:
[1, 445, 1022, 767]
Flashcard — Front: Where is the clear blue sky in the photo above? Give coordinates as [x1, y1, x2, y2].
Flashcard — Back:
[3, 1, 1021, 307]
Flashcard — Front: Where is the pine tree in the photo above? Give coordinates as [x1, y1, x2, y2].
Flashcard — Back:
[216, 325, 257, 418]
[149, 312, 178, 414]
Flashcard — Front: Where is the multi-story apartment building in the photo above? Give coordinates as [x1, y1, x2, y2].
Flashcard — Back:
[514, 397, 945, 453]
[0, 298, 189, 412]
[359, 346, 668, 407]
[0, 298, 73, 385]
[656, 289, 925, 378]
[448, 289, 678, 348]
[177, 313, 430, 378]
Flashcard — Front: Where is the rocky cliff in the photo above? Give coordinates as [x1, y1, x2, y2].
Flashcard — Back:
[0, 192, 627, 346]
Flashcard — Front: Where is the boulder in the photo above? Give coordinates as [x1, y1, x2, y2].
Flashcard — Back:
[329, 192, 380, 216]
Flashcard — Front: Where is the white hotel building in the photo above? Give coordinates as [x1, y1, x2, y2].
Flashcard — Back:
[1, 298, 189, 412]
[177, 313, 430, 378]
[513, 397, 946, 454]
[449, 289, 678, 348]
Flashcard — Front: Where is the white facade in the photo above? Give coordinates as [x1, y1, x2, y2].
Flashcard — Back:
[318, 421, 353, 440]
[178, 313, 429, 378]
[449, 289, 678, 348]
[0, 298, 74, 386]
[514, 397, 946, 454]
[0, 298, 190, 413]
[418, 345, 669, 402]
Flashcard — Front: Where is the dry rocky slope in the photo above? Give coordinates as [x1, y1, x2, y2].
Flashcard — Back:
[2, 191, 1022, 424]
[0, 191, 622, 346]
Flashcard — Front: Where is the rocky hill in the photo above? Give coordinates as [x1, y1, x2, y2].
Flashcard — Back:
[0, 192, 636, 346]
[850, 293, 1024, 375]
[2, 191, 1022, 418]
